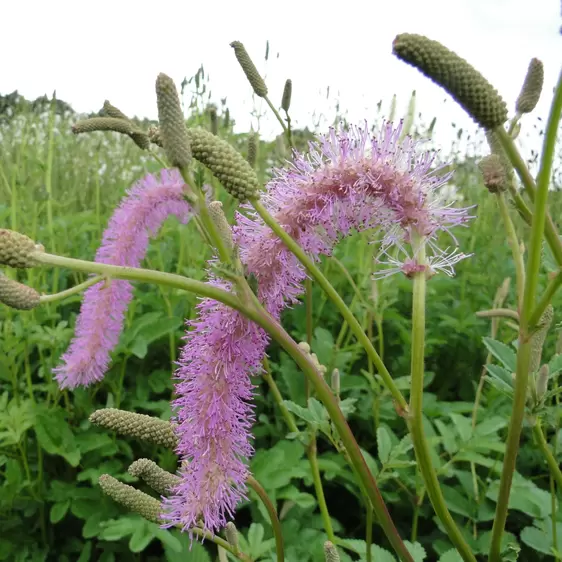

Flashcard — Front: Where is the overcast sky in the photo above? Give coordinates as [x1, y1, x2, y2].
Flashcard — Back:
[1, 0, 560, 151]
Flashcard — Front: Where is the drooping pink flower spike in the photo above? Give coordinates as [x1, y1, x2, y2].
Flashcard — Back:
[164, 121, 473, 536]
[54, 169, 194, 389]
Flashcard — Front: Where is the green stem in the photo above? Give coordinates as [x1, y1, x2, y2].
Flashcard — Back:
[247, 476, 284, 562]
[489, 70, 562, 562]
[185, 526, 251, 561]
[250, 198, 408, 411]
[39, 275, 105, 304]
[35, 250, 410, 559]
[409, 240, 476, 562]
[307, 432, 335, 542]
[366, 506, 373, 562]
[532, 421, 562, 490]
[496, 193, 525, 310]
[264, 96, 288, 134]
[262, 359, 299, 434]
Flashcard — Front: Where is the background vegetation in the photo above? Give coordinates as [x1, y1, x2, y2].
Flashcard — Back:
[0, 72, 561, 562]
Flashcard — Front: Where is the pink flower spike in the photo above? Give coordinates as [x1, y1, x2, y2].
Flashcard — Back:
[54, 169, 193, 389]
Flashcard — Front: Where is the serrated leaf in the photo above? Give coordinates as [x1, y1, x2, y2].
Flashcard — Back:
[129, 522, 155, 552]
[547, 353, 562, 378]
[484, 364, 514, 395]
[521, 521, 562, 556]
[338, 538, 396, 561]
[377, 427, 392, 464]
[438, 549, 462, 562]
[474, 416, 507, 436]
[34, 407, 81, 467]
[404, 541, 426, 561]
[482, 337, 517, 371]
[163, 531, 210, 561]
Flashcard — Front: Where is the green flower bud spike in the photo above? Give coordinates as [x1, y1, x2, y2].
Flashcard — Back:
[530, 305, 553, 374]
[230, 41, 268, 97]
[100, 100, 129, 120]
[208, 105, 218, 135]
[155, 73, 192, 168]
[98, 474, 161, 523]
[128, 458, 180, 495]
[89, 408, 178, 449]
[392, 33, 508, 129]
[323, 541, 341, 562]
[186, 127, 260, 201]
[479, 154, 508, 193]
[0, 229, 43, 268]
[0, 275, 41, 310]
[535, 364, 549, 402]
[225, 522, 240, 552]
[281, 79, 292, 112]
[247, 131, 258, 168]
[516, 58, 544, 114]
[72, 116, 150, 149]
[208, 201, 235, 255]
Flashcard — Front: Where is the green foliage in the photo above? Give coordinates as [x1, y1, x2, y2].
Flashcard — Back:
[1, 82, 561, 562]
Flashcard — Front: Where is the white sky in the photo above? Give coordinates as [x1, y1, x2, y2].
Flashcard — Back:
[1, 0, 561, 150]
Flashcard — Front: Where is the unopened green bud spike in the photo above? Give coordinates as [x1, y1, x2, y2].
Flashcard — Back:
[98, 474, 161, 522]
[281, 79, 292, 112]
[0, 229, 43, 268]
[393, 33, 508, 129]
[530, 305, 553, 374]
[156, 73, 192, 168]
[187, 127, 260, 201]
[128, 459, 180, 495]
[100, 100, 129, 121]
[324, 541, 341, 562]
[535, 364, 549, 401]
[479, 154, 507, 193]
[208, 105, 218, 135]
[247, 131, 258, 168]
[225, 522, 239, 552]
[208, 201, 235, 254]
[72, 117, 135, 136]
[0, 275, 40, 310]
[516, 58, 544, 114]
[230, 41, 268, 97]
[89, 408, 178, 449]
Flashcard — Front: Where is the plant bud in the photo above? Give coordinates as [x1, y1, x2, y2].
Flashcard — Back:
[0, 229, 43, 268]
[479, 154, 507, 193]
[230, 41, 268, 97]
[187, 127, 260, 201]
[516, 58, 544, 114]
[98, 474, 161, 522]
[331, 368, 340, 397]
[72, 116, 150, 149]
[89, 408, 178, 449]
[100, 100, 129, 121]
[323, 541, 341, 562]
[225, 521, 239, 551]
[0, 275, 40, 310]
[208, 201, 234, 254]
[530, 305, 553, 374]
[393, 33, 508, 129]
[247, 131, 258, 168]
[535, 364, 549, 401]
[128, 458, 180, 495]
[156, 73, 192, 168]
[281, 79, 292, 112]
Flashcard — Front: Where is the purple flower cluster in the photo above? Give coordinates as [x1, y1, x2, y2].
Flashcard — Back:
[165, 121, 472, 534]
[54, 169, 193, 389]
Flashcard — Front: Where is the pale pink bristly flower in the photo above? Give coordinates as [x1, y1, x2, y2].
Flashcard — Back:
[165, 121, 471, 534]
[54, 169, 193, 389]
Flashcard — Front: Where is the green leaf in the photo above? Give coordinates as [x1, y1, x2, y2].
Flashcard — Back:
[377, 427, 392, 464]
[449, 413, 472, 441]
[521, 520, 562, 555]
[486, 477, 551, 518]
[163, 531, 210, 561]
[442, 485, 473, 518]
[404, 541, 426, 561]
[547, 353, 562, 378]
[34, 407, 81, 467]
[98, 517, 136, 541]
[129, 521, 155, 552]
[338, 538, 396, 561]
[434, 419, 458, 455]
[474, 416, 507, 436]
[49, 500, 70, 523]
[484, 364, 514, 395]
[438, 549, 462, 562]
[482, 337, 517, 371]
